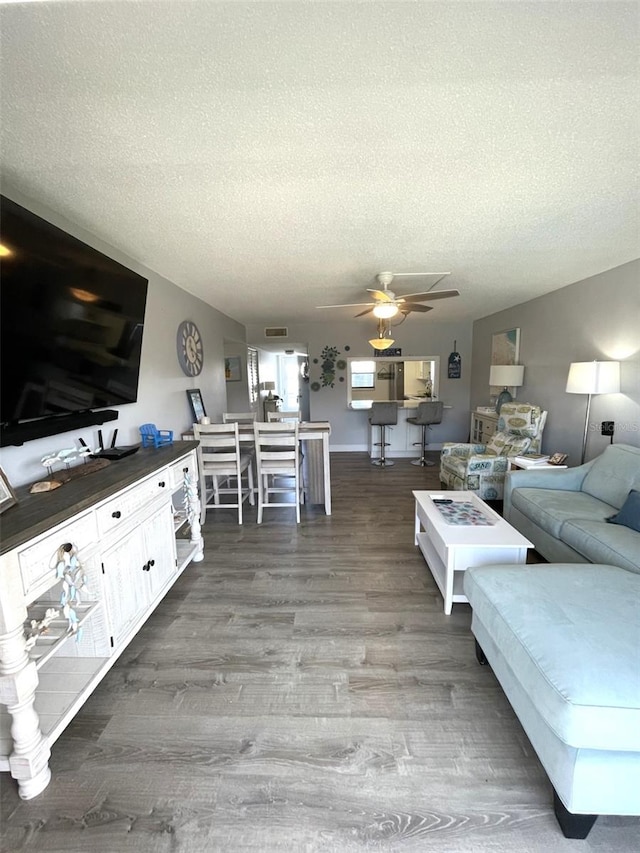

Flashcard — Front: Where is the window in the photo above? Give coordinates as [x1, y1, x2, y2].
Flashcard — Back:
[350, 360, 376, 388]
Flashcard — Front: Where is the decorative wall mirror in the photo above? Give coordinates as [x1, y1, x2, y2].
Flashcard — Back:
[347, 356, 440, 409]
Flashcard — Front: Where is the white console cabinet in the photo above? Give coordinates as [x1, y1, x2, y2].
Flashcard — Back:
[0, 442, 203, 800]
[470, 409, 499, 443]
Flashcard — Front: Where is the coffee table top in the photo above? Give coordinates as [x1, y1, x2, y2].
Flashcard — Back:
[413, 490, 533, 549]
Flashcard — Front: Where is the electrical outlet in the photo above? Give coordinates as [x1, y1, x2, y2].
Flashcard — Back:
[601, 421, 615, 436]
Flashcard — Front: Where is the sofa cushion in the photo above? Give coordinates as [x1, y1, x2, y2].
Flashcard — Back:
[510, 487, 613, 538]
[464, 563, 640, 752]
[607, 489, 640, 533]
[561, 519, 640, 574]
[581, 444, 640, 510]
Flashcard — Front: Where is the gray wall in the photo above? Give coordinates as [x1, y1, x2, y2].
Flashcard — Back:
[471, 260, 640, 464]
[222, 339, 252, 414]
[3, 183, 635, 487]
[248, 320, 474, 450]
[0, 186, 246, 487]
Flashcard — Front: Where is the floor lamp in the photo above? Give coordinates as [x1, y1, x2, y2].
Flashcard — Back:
[566, 361, 620, 465]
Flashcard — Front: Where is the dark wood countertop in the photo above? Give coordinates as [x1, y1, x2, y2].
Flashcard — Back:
[0, 442, 199, 555]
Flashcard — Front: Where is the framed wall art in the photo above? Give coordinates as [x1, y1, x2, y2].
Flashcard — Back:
[186, 388, 206, 423]
[490, 328, 520, 396]
[491, 328, 520, 366]
[0, 467, 18, 514]
[225, 356, 241, 382]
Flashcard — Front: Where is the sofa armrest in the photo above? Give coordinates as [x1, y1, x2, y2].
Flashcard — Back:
[503, 459, 595, 517]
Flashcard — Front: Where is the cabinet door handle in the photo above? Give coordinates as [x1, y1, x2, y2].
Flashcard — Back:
[158, 480, 166, 488]
[112, 510, 122, 519]
[142, 561, 149, 572]
[183, 466, 189, 473]
[149, 559, 155, 567]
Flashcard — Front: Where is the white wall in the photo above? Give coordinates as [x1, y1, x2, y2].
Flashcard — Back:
[0, 187, 245, 487]
[471, 260, 640, 464]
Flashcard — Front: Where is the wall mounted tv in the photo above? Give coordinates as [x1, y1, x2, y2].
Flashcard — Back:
[0, 195, 149, 446]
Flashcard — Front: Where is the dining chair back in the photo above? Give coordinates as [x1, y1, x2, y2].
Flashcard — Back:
[222, 412, 257, 423]
[253, 422, 304, 523]
[194, 423, 254, 524]
[267, 410, 301, 422]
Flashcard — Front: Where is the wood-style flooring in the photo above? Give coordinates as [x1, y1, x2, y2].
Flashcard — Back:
[1, 453, 637, 852]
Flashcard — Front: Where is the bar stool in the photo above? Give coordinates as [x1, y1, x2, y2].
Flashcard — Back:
[369, 402, 398, 467]
[407, 401, 444, 466]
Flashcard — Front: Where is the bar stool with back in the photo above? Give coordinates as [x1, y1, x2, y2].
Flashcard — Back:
[369, 402, 398, 467]
[406, 400, 444, 466]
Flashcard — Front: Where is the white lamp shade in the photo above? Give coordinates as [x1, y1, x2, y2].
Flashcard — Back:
[261, 381, 276, 392]
[369, 337, 395, 350]
[372, 303, 399, 319]
[566, 361, 620, 395]
[489, 364, 525, 387]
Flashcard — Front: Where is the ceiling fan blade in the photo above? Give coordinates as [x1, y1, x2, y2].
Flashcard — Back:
[393, 272, 451, 286]
[315, 302, 376, 309]
[365, 288, 394, 302]
[401, 303, 434, 314]
[354, 307, 374, 317]
[398, 289, 460, 303]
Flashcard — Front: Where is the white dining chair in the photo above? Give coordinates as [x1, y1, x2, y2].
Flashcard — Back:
[267, 410, 301, 422]
[253, 422, 304, 523]
[194, 422, 255, 524]
[222, 412, 257, 423]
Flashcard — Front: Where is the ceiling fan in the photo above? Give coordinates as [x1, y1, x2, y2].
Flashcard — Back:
[316, 272, 459, 319]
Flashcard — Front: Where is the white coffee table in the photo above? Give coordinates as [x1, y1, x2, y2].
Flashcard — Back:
[413, 490, 534, 614]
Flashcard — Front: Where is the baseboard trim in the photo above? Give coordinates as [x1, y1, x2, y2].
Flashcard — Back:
[330, 444, 444, 454]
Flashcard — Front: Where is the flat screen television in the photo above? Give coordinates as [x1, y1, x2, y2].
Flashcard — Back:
[1, 195, 149, 445]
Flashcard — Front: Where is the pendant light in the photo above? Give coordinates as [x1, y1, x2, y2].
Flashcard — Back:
[369, 319, 394, 350]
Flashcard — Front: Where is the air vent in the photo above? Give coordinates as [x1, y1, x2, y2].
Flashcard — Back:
[264, 327, 288, 338]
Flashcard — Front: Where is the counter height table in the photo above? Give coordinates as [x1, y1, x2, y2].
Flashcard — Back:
[184, 421, 332, 515]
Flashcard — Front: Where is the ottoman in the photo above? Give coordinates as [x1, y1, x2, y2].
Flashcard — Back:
[463, 562, 640, 839]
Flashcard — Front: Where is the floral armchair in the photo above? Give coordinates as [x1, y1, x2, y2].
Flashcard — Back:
[440, 403, 547, 500]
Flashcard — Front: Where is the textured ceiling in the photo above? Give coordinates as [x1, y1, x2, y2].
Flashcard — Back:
[1, 1, 638, 327]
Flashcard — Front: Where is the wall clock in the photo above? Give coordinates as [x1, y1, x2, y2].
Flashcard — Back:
[176, 320, 204, 376]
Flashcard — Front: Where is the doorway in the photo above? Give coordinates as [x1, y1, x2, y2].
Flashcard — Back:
[278, 353, 310, 421]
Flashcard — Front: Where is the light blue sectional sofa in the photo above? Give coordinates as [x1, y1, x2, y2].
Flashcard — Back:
[463, 445, 640, 838]
[503, 443, 640, 571]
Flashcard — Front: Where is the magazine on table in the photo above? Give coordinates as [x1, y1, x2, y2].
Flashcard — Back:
[514, 453, 550, 466]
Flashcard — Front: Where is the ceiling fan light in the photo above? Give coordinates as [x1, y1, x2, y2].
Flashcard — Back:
[372, 303, 399, 319]
[369, 336, 395, 350]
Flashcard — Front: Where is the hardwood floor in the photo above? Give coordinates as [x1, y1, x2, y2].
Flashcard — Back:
[1, 453, 636, 851]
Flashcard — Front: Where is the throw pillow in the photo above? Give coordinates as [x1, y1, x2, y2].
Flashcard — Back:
[607, 489, 640, 533]
[485, 431, 510, 455]
[498, 404, 540, 437]
[484, 432, 531, 457]
[502, 435, 532, 456]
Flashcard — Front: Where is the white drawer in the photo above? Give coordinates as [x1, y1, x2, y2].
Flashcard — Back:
[18, 512, 97, 599]
[170, 453, 196, 489]
[96, 474, 169, 537]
